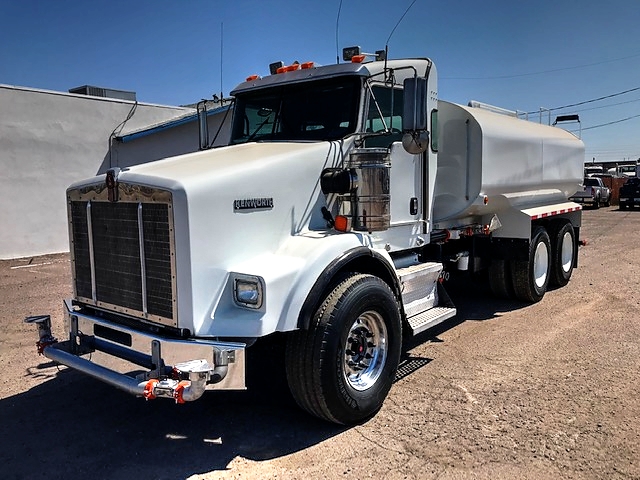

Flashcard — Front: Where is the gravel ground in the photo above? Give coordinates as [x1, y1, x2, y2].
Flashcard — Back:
[1, 206, 638, 480]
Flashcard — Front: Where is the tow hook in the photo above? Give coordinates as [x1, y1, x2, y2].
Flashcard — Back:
[24, 315, 57, 354]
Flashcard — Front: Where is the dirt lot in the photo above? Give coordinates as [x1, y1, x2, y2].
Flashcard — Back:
[1, 207, 639, 480]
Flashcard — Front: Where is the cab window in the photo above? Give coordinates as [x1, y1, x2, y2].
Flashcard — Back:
[364, 86, 404, 148]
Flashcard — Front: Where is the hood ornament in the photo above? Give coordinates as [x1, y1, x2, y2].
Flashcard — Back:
[106, 168, 120, 203]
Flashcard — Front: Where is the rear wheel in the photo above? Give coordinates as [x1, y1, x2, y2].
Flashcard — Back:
[548, 221, 575, 287]
[488, 259, 513, 298]
[511, 226, 551, 303]
[286, 274, 402, 425]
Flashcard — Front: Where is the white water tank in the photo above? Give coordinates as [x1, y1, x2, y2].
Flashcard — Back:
[433, 101, 584, 224]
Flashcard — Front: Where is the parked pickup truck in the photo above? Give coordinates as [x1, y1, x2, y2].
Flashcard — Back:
[619, 177, 640, 209]
[570, 177, 611, 208]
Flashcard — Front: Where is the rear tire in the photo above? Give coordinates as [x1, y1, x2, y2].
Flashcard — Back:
[548, 221, 575, 287]
[488, 259, 513, 298]
[285, 274, 402, 425]
[510, 226, 551, 303]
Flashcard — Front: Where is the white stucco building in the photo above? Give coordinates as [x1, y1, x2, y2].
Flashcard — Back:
[0, 84, 231, 259]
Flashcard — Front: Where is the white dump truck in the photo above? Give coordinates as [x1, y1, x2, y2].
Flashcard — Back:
[28, 47, 584, 425]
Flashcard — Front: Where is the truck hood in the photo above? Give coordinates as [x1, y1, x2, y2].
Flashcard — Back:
[89, 141, 346, 334]
[114, 141, 342, 260]
[114, 141, 336, 188]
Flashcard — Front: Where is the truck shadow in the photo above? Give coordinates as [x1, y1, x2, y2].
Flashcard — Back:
[443, 271, 525, 322]
[5, 274, 534, 479]
[395, 271, 532, 381]
[3, 360, 346, 480]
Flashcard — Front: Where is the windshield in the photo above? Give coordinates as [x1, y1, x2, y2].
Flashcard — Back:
[230, 77, 361, 144]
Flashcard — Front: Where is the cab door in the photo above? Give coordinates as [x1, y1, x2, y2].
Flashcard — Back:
[364, 85, 424, 251]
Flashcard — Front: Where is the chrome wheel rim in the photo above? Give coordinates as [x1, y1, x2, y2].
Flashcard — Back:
[533, 240, 549, 289]
[343, 310, 388, 391]
[560, 231, 573, 274]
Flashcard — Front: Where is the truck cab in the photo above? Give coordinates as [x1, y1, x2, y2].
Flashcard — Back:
[228, 54, 438, 252]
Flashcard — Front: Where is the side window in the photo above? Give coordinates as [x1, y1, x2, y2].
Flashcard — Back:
[364, 86, 403, 147]
[430, 109, 438, 152]
[366, 86, 403, 133]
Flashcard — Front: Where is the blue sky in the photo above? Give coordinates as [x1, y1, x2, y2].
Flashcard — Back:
[1, 0, 639, 163]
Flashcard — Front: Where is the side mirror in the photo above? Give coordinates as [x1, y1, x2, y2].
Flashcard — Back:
[402, 77, 428, 154]
[197, 100, 209, 150]
[403, 77, 427, 132]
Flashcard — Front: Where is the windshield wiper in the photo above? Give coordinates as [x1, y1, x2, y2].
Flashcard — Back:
[245, 119, 269, 142]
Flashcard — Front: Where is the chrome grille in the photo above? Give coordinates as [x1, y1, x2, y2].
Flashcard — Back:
[68, 183, 176, 327]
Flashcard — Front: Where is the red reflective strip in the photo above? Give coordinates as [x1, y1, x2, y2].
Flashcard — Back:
[530, 205, 581, 220]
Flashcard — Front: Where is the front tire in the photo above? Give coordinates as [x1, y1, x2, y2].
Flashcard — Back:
[286, 274, 402, 425]
[510, 226, 551, 303]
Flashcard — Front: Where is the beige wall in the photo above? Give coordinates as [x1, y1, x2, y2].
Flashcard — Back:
[0, 85, 197, 259]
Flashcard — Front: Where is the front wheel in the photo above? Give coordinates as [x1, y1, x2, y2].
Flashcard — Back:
[286, 274, 402, 425]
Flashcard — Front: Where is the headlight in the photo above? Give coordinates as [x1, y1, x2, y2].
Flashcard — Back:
[233, 275, 264, 309]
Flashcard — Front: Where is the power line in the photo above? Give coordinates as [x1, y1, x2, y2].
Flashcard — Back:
[443, 52, 640, 80]
[586, 147, 640, 154]
[556, 97, 640, 114]
[580, 114, 640, 132]
[527, 86, 640, 115]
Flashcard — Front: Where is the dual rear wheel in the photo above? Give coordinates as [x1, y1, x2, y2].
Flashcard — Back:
[489, 221, 575, 303]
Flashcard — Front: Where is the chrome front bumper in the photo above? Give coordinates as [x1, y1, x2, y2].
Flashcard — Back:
[26, 300, 246, 402]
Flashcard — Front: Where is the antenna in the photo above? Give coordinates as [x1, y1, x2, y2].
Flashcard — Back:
[220, 22, 224, 103]
[335, 0, 343, 64]
[385, 0, 419, 49]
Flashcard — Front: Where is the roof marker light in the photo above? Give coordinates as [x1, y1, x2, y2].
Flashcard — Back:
[301, 61, 315, 70]
[276, 62, 301, 74]
[246, 74, 260, 82]
[351, 54, 366, 63]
